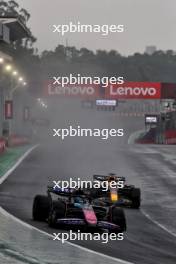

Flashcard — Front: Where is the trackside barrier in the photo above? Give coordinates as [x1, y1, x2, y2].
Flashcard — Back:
[135, 128, 156, 144]
[165, 130, 176, 145]
[114, 112, 159, 117]
[136, 128, 176, 145]
[8, 135, 30, 147]
[166, 138, 176, 144]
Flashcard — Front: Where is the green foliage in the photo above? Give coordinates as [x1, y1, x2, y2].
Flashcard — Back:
[0, 0, 39, 93]
[41, 45, 176, 84]
[0, 0, 28, 23]
[0, 0, 36, 48]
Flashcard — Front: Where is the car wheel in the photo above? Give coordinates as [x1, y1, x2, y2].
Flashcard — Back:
[32, 195, 50, 221]
[111, 207, 126, 232]
[48, 201, 65, 227]
[131, 188, 141, 209]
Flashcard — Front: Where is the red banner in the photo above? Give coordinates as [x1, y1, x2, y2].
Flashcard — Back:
[44, 81, 161, 99]
[5, 100, 13, 119]
[105, 82, 161, 99]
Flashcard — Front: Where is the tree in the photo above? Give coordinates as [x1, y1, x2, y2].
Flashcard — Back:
[0, 1, 8, 16]
[0, 1, 40, 94]
[19, 8, 30, 24]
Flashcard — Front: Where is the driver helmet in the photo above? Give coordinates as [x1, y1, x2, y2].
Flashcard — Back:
[74, 196, 83, 204]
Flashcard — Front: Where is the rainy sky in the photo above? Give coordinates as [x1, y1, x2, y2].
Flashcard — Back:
[17, 0, 176, 55]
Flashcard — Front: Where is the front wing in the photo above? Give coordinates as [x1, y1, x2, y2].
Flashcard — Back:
[56, 218, 120, 231]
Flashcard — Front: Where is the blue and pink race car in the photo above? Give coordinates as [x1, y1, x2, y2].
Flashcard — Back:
[32, 186, 126, 233]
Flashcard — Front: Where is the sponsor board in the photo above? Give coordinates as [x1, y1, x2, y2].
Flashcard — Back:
[44, 81, 161, 99]
[145, 115, 158, 124]
[105, 82, 161, 99]
[44, 82, 99, 98]
[96, 99, 117, 106]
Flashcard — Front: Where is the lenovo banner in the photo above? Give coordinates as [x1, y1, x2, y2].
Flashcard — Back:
[44, 82, 99, 98]
[105, 82, 161, 99]
[44, 81, 161, 99]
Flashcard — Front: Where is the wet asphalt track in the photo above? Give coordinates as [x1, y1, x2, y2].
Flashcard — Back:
[0, 109, 176, 264]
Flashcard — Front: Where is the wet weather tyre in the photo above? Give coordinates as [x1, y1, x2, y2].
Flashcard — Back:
[32, 195, 50, 221]
[48, 201, 65, 228]
[111, 207, 126, 232]
[88, 187, 103, 198]
[131, 188, 141, 209]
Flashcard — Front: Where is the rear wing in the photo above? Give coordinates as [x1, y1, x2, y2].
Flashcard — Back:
[47, 185, 86, 197]
[93, 175, 126, 182]
[48, 185, 73, 195]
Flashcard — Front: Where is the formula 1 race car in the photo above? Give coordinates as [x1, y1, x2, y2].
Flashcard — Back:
[87, 174, 141, 209]
[32, 186, 126, 232]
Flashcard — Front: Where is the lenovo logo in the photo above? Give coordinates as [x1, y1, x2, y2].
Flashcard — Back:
[45, 82, 161, 99]
[106, 82, 161, 99]
[110, 86, 157, 96]
[48, 84, 97, 97]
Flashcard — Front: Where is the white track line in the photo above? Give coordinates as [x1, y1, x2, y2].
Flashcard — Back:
[127, 130, 145, 144]
[0, 145, 38, 185]
[0, 207, 132, 264]
[0, 145, 133, 264]
[141, 209, 176, 238]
